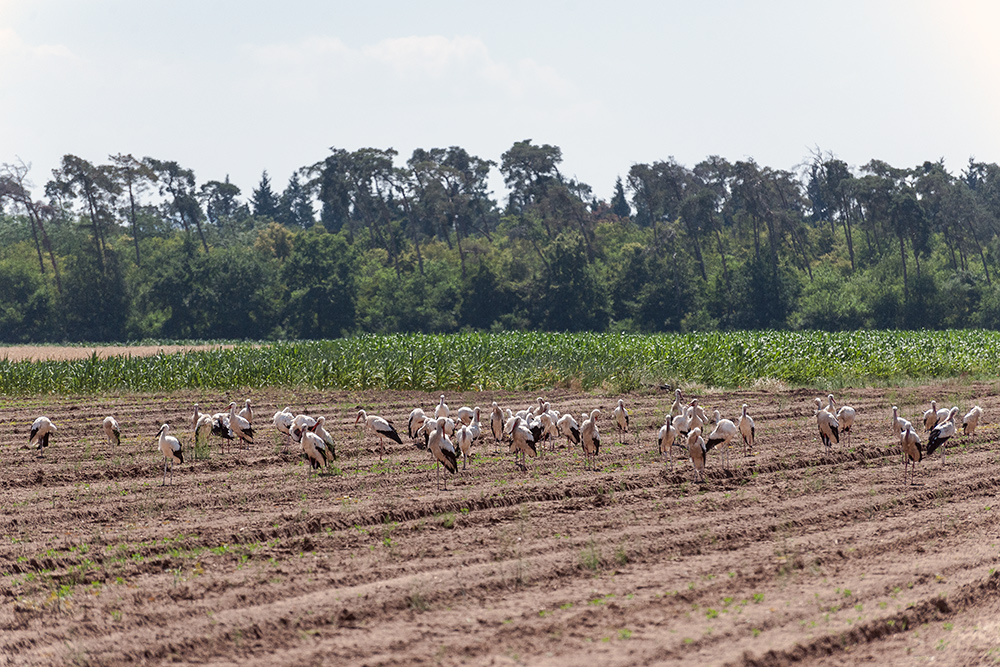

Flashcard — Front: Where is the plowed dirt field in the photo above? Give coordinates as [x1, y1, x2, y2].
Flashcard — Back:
[2, 383, 999, 666]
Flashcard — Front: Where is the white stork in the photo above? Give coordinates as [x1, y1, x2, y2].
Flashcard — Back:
[355, 409, 403, 458]
[408, 407, 427, 442]
[508, 416, 537, 471]
[927, 406, 959, 465]
[738, 403, 755, 456]
[900, 424, 922, 486]
[238, 398, 253, 425]
[613, 399, 630, 444]
[468, 407, 483, 442]
[828, 394, 856, 445]
[687, 427, 707, 482]
[301, 427, 331, 471]
[311, 416, 337, 461]
[455, 405, 476, 426]
[706, 409, 737, 470]
[557, 412, 581, 448]
[922, 400, 939, 431]
[435, 395, 449, 419]
[29, 416, 56, 457]
[657, 420, 679, 467]
[490, 402, 504, 452]
[814, 397, 839, 451]
[456, 424, 474, 470]
[290, 413, 317, 444]
[273, 407, 294, 447]
[963, 405, 983, 437]
[427, 418, 458, 490]
[195, 413, 214, 452]
[227, 401, 254, 448]
[670, 388, 685, 418]
[156, 423, 183, 485]
[103, 416, 121, 448]
[580, 409, 601, 471]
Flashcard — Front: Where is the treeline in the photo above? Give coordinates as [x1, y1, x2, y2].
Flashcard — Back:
[3, 143, 1000, 343]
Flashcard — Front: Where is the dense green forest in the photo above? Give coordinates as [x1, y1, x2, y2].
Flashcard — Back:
[2, 143, 1000, 343]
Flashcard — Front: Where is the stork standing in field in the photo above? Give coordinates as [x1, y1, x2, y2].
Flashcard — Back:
[157, 423, 183, 485]
[508, 416, 538, 471]
[613, 399, 630, 444]
[301, 426, 331, 471]
[926, 406, 959, 465]
[814, 398, 839, 451]
[687, 427, 708, 482]
[687, 400, 705, 435]
[706, 409, 737, 470]
[922, 400, 940, 431]
[408, 407, 427, 443]
[670, 388, 685, 418]
[355, 409, 403, 458]
[455, 405, 475, 426]
[209, 408, 235, 454]
[272, 407, 294, 448]
[490, 402, 504, 452]
[103, 416, 121, 448]
[195, 413, 214, 453]
[435, 395, 449, 419]
[311, 416, 337, 461]
[963, 405, 983, 437]
[29, 416, 56, 457]
[738, 404, 755, 456]
[557, 412, 581, 449]
[468, 407, 483, 442]
[290, 414, 317, 445]
[455, 424, 474, 470]
[238, 399, 253, 426]
[227, 401, 254, 449]
[890, 406, 910, 440]
[657, 419, 679, 467]
[580, 409, 601, 471]
[536, 412, 560, 452]
[827, 394, 856, 446]
[672, 407, 690, 440]
[427, 417, 458, 490]
[900, 424, 922, 486]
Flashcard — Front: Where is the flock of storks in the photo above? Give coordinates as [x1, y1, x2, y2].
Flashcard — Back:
[22, 389, 984, 488]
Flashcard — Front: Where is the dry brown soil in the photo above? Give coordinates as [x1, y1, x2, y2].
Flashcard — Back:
[2, 381, 1000, 666]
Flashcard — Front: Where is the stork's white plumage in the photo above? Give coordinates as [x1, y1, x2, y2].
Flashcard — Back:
[455, 405, 475, 426]
[273, 407, 294, 446]
[290, 414, 317, 444]
[901, 424, 922, 486]
[301, 428, 330, 471]
[814, 398, 839, 451]
[427, 417, 458, 490]
[195, 414, 214, 451]
[738, 403, 755, 456]
[613, 399, 630, 443]
[963, 405, 983, 437]
[508, 416, 537, 471]
[537, 412, 560, 452]
[356, 409, 403, 458]
[468, 407, 482, 442]
[435, 395, 449, 419]
[687, 401, 705, 434]
[828, 394, 856, 445]
[890, 406, 908, 439]
[29, 416, 56, 457]
[227, 401, 254, 448]
[687, 427, 707, 482]
[672, 408, 690, 439]
[927, 407, 959, 465]
[103, 416, 121, 447]
[456, 424, 473, 470]
[706, 409, 737, 469]
[557, 413, 581, 448]
[657, 420, 679, 467]
[157, 423, 183, 485]
[922, 400, 939, 431]
[238, 398, 253, 425]
[408, 407, 427, 441]
[311, 416, 337, 461]
[580, 409, 601, 470]
[670, 388, 684, 418]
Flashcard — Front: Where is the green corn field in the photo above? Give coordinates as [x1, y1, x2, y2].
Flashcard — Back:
[0, 330, 997, 395]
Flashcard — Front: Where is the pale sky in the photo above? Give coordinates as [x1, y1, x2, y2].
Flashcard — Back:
[2, 0, 999, 204]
